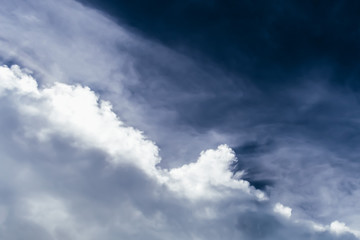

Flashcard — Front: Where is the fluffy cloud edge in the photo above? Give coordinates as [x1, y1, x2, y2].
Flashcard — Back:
[0, 64, 264, 202]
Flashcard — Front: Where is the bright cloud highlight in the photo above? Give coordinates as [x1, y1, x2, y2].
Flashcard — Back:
[0, 64, 262, 202]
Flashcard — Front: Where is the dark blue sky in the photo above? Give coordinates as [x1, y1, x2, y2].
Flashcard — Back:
[79, 0, 360, 89]
[76, 0, 360, 171]
[76, 0, 360, 148]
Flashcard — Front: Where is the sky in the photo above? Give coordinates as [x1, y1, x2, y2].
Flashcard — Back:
[0, 0, 360, 239]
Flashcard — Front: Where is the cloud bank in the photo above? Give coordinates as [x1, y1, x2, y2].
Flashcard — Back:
[1, 64, 357, 239]
[0, 65, 264, 202]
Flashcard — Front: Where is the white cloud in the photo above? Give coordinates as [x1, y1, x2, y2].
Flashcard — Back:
[308, 220, 360, 239]
[0, 65, 160, 176]
[0, 64, 263, 203]
[273, 202, 292, 218]
[165, 144, 266, 201]
[0, 63, 276, 239]
[328, 220, 360, 238]
[330, 220, 351, 235]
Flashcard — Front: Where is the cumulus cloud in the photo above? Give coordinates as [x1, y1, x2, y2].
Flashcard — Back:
[166, 145, 266, 200]
[330, 221, 353, 235]
[0, 64, 267, 239]
[0, 65, 160, 174]
[273, 203, 292, 218]
[0, 64, 261, 202]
